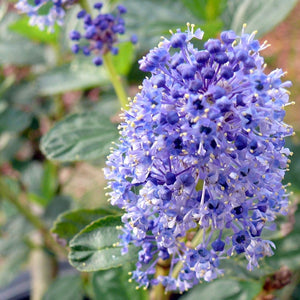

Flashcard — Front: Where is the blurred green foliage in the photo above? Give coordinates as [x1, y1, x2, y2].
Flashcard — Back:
[0, 0, 299, 299]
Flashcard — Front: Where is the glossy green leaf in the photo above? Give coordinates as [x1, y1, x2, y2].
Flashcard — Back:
[92, 265, 148, 300]
[222, 0, 297, 37]
[69, 216, 139, 272]
[40, 111, 119, 162]
[9, 17, 59, 44]
[37, 59, 109, 95]
[51, 208, 116, 242]
[43, 274, 83, 300]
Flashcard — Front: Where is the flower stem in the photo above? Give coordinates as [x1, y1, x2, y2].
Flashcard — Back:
[172, 180, 205, 279]
[191, 228, 204, 248]
[0, 178, 67, 257]
[103, 53, 128, 109]
[151, 259, 172, 300]
[171, 229, 204, 279]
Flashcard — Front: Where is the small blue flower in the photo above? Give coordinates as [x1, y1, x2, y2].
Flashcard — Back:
[105, 24, 293, 292]
[69, 2, 137, 66]
[16, 0, 75, 31]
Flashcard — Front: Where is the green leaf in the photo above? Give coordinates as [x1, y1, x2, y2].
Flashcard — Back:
[41, 161, 57, 201]
[69, 216, 139, 272]
[40, 111, 119, 162]
[199, 19, 224, 39]
[9, 16, 59, 44]
[234, 281, 262, 300]
[125, 0, 200, 51]
[21, 162, 44, 195]
[92, 265, 148, 300]
[0, 13, 46, 65]
[265, 204, 300, 271]
[28, 192, 48, 206]
[21, 161, 58, 206]
[43, 195, 72, 226]
[42, 274, 83, 300]
[0, 215, 32, 256]
[0, 134, 23, 163]
[0, 107, 32, 134]
[222, 0, 297, 37]
[205, 0, 227, 21]
[51, 208, 116, 242]
[181, 0, 208, 20]
[21, 162, 48, 206]
[3, 82, 48, 116]
[0, 39, 46, 65]
[181, 0, 227, 21]
[0, 246, 30, 288]
[37, 59, 109, 95]
[5, 82, 38, 106]
[182, 279, 241, 300]
[111, 42, 135, 76]
[284, 139, 300, 192]
[0, 215, 31, 288]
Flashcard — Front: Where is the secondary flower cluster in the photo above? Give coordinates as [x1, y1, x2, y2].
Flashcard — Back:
[16, 0, 75, 31]
[69, 3, 137, 66]
[105, 25, 293, 292]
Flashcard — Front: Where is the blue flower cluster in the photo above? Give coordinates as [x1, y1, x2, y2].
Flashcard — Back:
[104, 24, 293, 292]
[16, 0, 75, 31]
[69, 3, 137, 66]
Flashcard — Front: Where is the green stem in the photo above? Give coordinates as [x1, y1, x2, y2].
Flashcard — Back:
[103, 53, 128, 109]
[172, 180, 205, 279]
[171, 229, 204, 279]
[151, 259, 171, 300]
[0, 178, 67, 257]
[171, 260, 183, 280]
[191, 228, 204, 248]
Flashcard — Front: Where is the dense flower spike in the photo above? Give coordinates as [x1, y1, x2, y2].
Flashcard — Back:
[16, 0, 76, 31]
[69, 3, 137, 66]
[104, 24, 293, 292]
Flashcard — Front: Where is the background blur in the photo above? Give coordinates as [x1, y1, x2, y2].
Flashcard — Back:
[0, 0, 300, 299]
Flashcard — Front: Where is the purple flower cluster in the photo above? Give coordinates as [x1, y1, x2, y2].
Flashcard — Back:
[104, 24, 293, 292]
[69, 3, 137, 66]
[16, 0, 75, 31]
